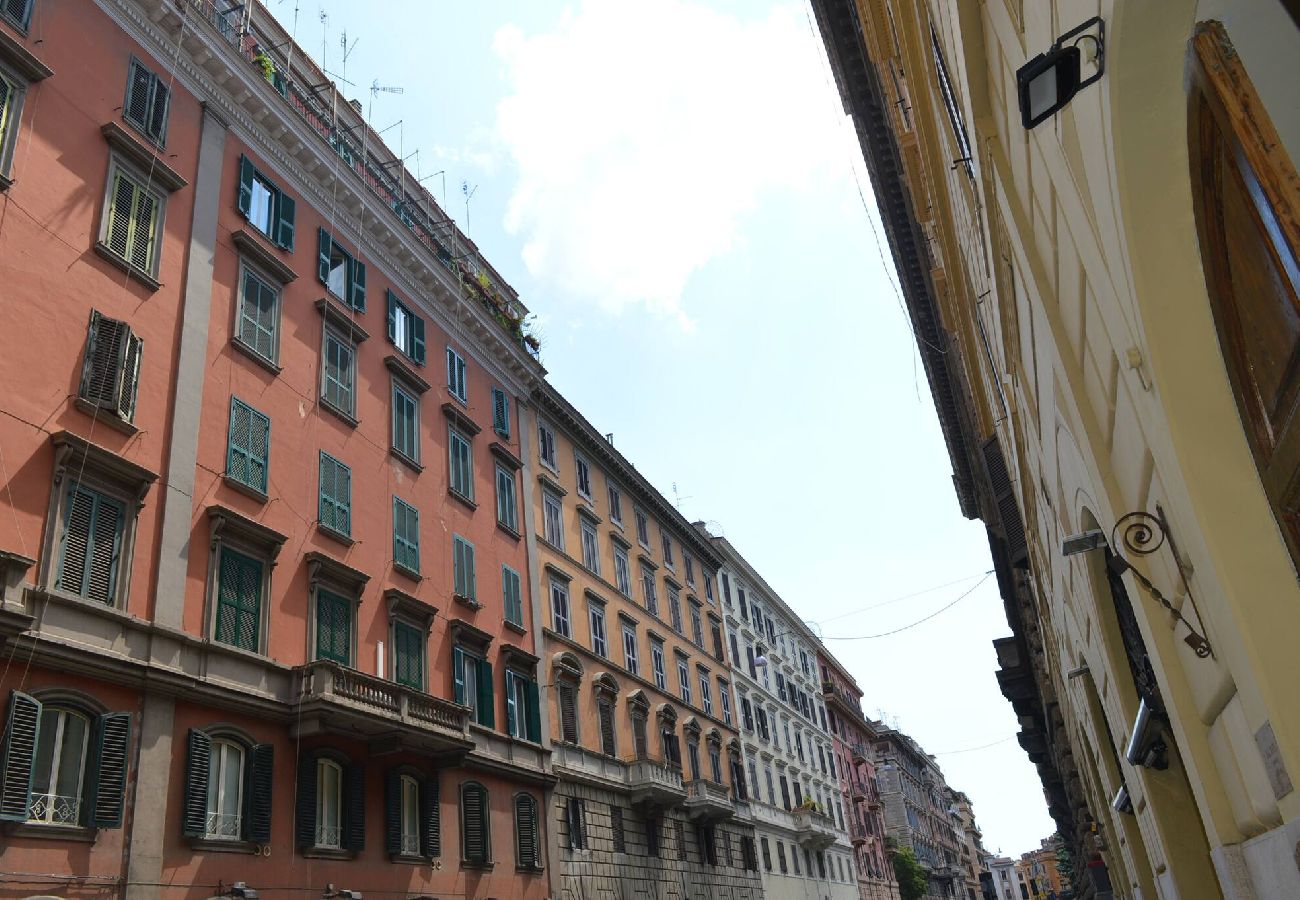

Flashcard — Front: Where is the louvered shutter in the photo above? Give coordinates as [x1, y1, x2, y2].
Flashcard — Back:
[632, 715, 647, 758]
[384, 768, 401, 856]
[237, 155, 254, 217]
[3, 0, 31, 28]
[349, 257, 366, 311]
[276, 191, 295, 250]
[420, 773, 440, 858]
[492, 388, 510, 437]
[0, 691, 40, 821]
[89, 712, 131, 828]
[105, 173, 136, 259]
[462, 783, 487, 863]
[317, 227, 332, 285]
[128, 190, 157, 273]
[386, 290, 398, 344]
[452, 648, 466, 704]
[476, 658, 495, 728]
[125, 62, 152, 131]
[80, 311, 129, 411]
[524, 679, 541, 743]
[598, 699, 616, 756]
[146, 79, 169, 143]
[294, 751, 317, 848]
[558, 682, 577, 744]
[411, 315, 426, 365]
[244, 743, 273, 843]
[504, 671, 517, 736]
[515, 794, 537, 868]
[983, 437, 1027, 564]
[342, 761, 365, 851]
[182, 728, 211, 837]
[611, 805, 625, 853]
[116, 332, 142, 422]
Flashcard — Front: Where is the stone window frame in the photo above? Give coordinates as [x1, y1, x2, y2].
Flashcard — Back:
[304, 551, 369, 667]
[552, 649, 584, 746]
[204, 505, 287, 657]
[386, 587, 436, 692]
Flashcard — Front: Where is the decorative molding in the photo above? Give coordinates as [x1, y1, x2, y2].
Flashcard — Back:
[314, 296, 370, 341]
[489, 441, 523, 471]
[0, 27, 51, 80]
[304, 551, 369, 596]
[101, 122, 188, 191]
[385, 354, 431, 394]
[441, 402, 482, 436]
[231, 228, 298, 283]
[206, 504, 287, 554]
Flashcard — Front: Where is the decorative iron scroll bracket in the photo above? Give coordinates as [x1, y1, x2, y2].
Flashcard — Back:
[1109, 510, 1214, 659]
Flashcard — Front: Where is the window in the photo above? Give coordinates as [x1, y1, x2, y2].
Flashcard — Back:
[580, 518, 600, 574]
[719, 682, 732, 725]
[124, 58, 169, 145]
[635, 508, 649, 546]
[453, 647, 494, 728]
[557, 681, 578, 743]
[396, 774, 420, 856]
[607, 482, 622, 524]
[236, 266, 280, 364]
[597, 695, 616, 756]
[236, 155, 295, 249]
[589, 601, 607, 657]
[452, 535, 476, 602]
[315, 589, 352, 665]
[317, 228, 366, 310]
[543, 492, 564, 549]
[614, 544, 631, 595]
[391, 382, 420, 464]
[690, 602, 704, 647]
[575, 454, 592, 499]
[317, 452, 351, 538]
[647, 816, 661, 857]
[54, 483, 125, 604]
[502, 566, 524, 629]
[704, 574, 714, 604]
[930, 26, 973, 178]
[392, 619, 424, 690]
[392, 497, 419, 576]
[676, 655, 691, 705]
[698, 669, 713, 715]
[610, 805, 625, 853]
[183, 730, 272, 843]
[661, 533, 673, 566]
[777, 840, 788, 873]
[445, 346, 467, 401]
[25, 705, 90, 827]
[204, 739, 244, 839]
[77, 310, 142, 426]
[0, 0, 32, 31]
[321, 328, 356, 419]
[791, 842, 801, 874]
[495, 465, 518, 531]
[621, 623, 639, 675]
[504, 670, 541, 741]
[514, 793, 540, 869]
[667, 585, 682, 632]
[491, 387, 510, 437]
[448, 427, 474, 500]
[761, 836, 772, 871]
[213, 546, 263, 652]
[710, 620, 724, 661]
[641, 566, 658, 616]
[315, 758, 344, 848]
[538, 419, 557, 470]
[684, 555, 694, 585]
[460, 782, 491, 864]
[651, 640, 666, 690]
[386, 290, 426, 364]
[550, 577, 571, 637]
[564, 796, 587, 850]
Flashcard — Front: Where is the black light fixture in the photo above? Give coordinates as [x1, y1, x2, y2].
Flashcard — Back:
[323, 885, 362, 900]
[1016, 17, 1105, 129]
[218, 883, 258, 900]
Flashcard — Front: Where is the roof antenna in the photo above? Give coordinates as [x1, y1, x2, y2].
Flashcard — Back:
[461, 179, 478, 245]
[672, 482, 692, 510]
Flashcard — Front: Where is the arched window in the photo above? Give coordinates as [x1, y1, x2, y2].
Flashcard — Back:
[183, 728, 272, 844]
[460, 781, 491, 865]
[316, 758, 344, 849]
[30, 707, 90, 826]
[514, 792, 540, 870]
[206, 739, 244, 838]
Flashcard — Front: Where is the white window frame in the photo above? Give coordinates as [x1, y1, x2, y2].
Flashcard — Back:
[607, 482, 622, 524]
[590, 601, 608, 657]
[315, 758, 343, 849]
[537, 419, 557, 471]
[233, 260, 282, 366]
[580, 519, 600, 575]
[400, 774, 420, 856]
[320, 324, 357, 419]
[448, 426, 474, 500]
[651, 641, 666, 690]
[614, 544, 632, 596]
[575, 453, 592, 499]
[445, 346, 468, 402]
[543, 492, 564, 549]
[550, 577, 571, 637]
[205, 739, 245, 840]
[495, 464, 518, 531]
[622, 624, 639, 675]
[677, 656, 692, 705]
[28, 707, 90, 827]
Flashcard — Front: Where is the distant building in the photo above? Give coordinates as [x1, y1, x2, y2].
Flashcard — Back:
[986, 857, 1019, 900]
[951, 791, 988, 900]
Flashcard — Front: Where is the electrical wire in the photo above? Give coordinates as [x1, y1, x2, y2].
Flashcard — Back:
[815, 569, 994, 626]
[822, 571, 993, 640]
[932, 735, 1016, 756]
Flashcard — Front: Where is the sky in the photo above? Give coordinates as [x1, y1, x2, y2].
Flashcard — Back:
[267, 0, 1054, 857]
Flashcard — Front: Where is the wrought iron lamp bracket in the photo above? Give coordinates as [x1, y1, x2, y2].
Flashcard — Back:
[1109, 510, 1213, 659]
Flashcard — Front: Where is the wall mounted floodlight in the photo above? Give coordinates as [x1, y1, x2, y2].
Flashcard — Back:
[1017, 17, 1105, 129]
[1111, 784, 1133, 814]
[1061, 529, 1107, 557]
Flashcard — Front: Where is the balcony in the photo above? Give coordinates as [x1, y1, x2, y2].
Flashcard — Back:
[850, 818, 869, 846]
[851, 779, 868, 801]
[684, 779, 735, 821]
[626, 759, 686, 811]
[852, 743, 869, 763]
[791, 807, 839, 850]
[291, 660, 473, 755]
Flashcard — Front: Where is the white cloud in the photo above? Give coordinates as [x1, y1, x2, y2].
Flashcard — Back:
[493, 0, 855, 324]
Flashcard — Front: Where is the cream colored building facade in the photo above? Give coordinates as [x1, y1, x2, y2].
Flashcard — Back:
[813, 1, 1300, 899]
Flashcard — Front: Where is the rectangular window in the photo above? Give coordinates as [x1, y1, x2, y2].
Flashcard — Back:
[502, 565, 524, 628]
[607, 483, 622, 524]
[719, 682, 732, 725]
[386, 290, 426, 364]
[704, 575, 713, 604]
[392, 619, 424, 689]
[661, 533, 673, 566]
[317, 452, 352, 538]
[448, 428, 473, 500]
[699, 670, 713, 715]
[236, 267, 280, 364]
[550, 578, 571, 637]
[453, 646, 493, 727]
[0, 0, 32, 31]
[213, 546, 262, 652]
[495, 465, 518, 531]
[445, 346, 467, 401]
[580, 519, 600, 574]
[236, 155, 296, 250]
[589, 602, 607, 657]
[54, 483, 125, 604]
[317, 228, 366, 310]
[684, 555, 694, 585]
[101, 163, 163, 275]
[651, 641, 666, 690]
[641, 566, 658, 616]
[226, 397, 270, 495]
[668, 586, 682, 632]
[614, 544, 631, 595]
[491, 387, 510, 437]
[635, 509, 649, 546]
[392, 497, 420, 576]
[537, 420, 557, 470]
[690, 603, 704, 648]
[622, 624, 639, 675]
[321, 328, 356, 418]
[392, 382, 420, 464]
[452, 535, 476, 601]
[543, 492, 564, 549]
[575, 455, 592, 499]
[315, 589, 351, 665]
[677, 655, 691, 705]
[124, 58, 169, 145]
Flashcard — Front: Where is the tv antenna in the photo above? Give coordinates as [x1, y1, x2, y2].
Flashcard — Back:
[461, 180, 478, 241]
[672, 482, 693, 511]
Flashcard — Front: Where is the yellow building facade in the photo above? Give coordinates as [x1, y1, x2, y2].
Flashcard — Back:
[813, 1, 1300, 899]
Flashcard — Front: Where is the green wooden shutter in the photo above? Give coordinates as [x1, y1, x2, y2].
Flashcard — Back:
[394, 620, 423, 689]
[393, 498, 419, 575]
[318, 453, 351, 536]
[514, 794, 538, 868]
[228, 398, 270, 494]
[316, 590, 351, 665]
[420, 773, 440, 858]
[461, 783, 487, 863]
[215, 548, 262, 652]
[384, 768, 401, 856]
[146, 78, 169, 143]
[128, 189, 157, 272]
[317, 227, 332, 285]
[452, 647, 466, 705]
[349, 257, 366, 311]
[558, 683, 577, 744]
[57, 486, 123, 605]
[342, 761, 365, 850]
[386, 290, 398, 344]
[504, 671, 518, 736]
[492, 388, 510, 437]
[244, 743, 274, 843]
[80, 310, 129, 411]
[116, 332, 142, 423]
[237, 155, 254, 217]
[294, 751, 317, 848]
[89, 712, 131, 828]
[0, 691, 41, 821]
[476, 658, 495, 728]
[412, 315, 426, 365]
[524, 679, 541, 743]
[124, 61, 152, 131]
[181, 728, 210, 837]
[276, 191, 296, 250]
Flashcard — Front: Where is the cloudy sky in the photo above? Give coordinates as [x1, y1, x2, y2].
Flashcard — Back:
[270, 0, 1054, 856]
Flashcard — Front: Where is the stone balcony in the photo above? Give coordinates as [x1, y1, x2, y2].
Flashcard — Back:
[291, 660, 473, 757]
[627, 759, 686, 811]
[791, 807, 839, 850]
[683, 778, 735, 821]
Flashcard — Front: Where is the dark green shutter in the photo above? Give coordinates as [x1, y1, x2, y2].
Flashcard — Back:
[420, 773, 440, 858]
[599, 699, 616, 756]
[386, 290, 398, 344]
[384, 768, 401, 856]
[80, 310, 131, 412]
[237, 155, 254, 217]
[0, 691, 40, 821]
[452, 647, 466, 704]
[504, 670, 517, 737]
[514, 794, 537, 868]
[57, 485, 124, 604]
[182, 728, 211, 837]
[316, 590, 351, 665]
[412, 316, 426, 365]
[317, 227, 332, 285]
[89, 712, 131, 828]
[295, 751, 317, 848]
[342, 761, 365, 850]
[276, 191, 296, 250]
[492, 388, 510, 437]
[462, 783, 487, 863]
[349, 258, 366, 311]
[477, 658, 495, 728]
[524, 679, 541, 743]
[558, 683, 577, 744]
[147, 79, 169, 143]
[245, 743, 274, 843]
